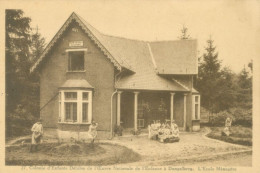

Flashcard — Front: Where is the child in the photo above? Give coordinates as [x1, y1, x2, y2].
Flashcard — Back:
[88, 121, 98, 144]
[30, 119, 43, 152]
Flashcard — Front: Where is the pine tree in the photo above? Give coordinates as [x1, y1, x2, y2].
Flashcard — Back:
[237, 65, 252, 109]
[5, 10, 46, 137]
[6, 9, 32, 137]
[196, 37, 221, 113]
[6, 10, 32, 114]
[31, 27, 46, 61]
[179, 24, 191, 40]
[216, 67, 239, 111]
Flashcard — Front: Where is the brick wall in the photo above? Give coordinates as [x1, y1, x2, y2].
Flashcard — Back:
[40, 21, 116, 134]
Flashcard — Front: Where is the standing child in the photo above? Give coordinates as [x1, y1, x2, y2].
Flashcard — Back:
[30, 119, 43, 152]
[88, 121, 98, 144]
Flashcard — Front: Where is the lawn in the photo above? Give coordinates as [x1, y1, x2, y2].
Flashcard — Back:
[6, 142, 141, 165]
[206, 125, 252, 146]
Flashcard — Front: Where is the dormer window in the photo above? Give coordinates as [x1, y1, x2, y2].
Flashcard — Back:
[68, 51, 84, 71]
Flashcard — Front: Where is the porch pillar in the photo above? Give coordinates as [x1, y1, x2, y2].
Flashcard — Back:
[117, 91, 122, 126]
[134, 92, 139, 131]
[170, 92, 175, 123]
[183, 93, 187, 130]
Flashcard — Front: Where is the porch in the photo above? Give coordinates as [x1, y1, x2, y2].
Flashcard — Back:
[116, 91, 189, 131]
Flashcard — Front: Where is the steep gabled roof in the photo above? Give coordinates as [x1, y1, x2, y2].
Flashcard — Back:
[30, 12, 132, 73]
[31, 12, 198, 92]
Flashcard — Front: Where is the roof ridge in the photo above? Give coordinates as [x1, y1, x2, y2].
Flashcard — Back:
[74, 12, 197, 43]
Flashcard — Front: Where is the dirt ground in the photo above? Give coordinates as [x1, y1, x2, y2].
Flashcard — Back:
[6, 127, 252, 166]
[183, 152, 252, 167]
[103, 128, 251, 165]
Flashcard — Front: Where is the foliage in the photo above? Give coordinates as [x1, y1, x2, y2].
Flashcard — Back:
[196, 37, 222, 113]
[179, 24, 191, 40]
[130, 128, 142, 135]
[6, 105, 37, 136]
[209, 107, 252, 127]
[5, 9, 45, 138]
[195, 36, 252, 116]
[236, 67, 252, 109]
[215, 67, 239, 111]
[31, 30, 46, 61]
[229, 108, 252, 127]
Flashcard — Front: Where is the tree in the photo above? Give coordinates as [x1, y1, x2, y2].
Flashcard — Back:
[215, 67, 239, 111]
[179, 24, 191, 40]
[248, 60, 253, 73]
[195, 37, 222, 113]
[31, 27, 46, 61]
[27, 28, 46, 118]
[6, 10, 32, 137]
[5, 10, 45, 137]
[6, 10, 31, 112]
[236, 65, 252, 109]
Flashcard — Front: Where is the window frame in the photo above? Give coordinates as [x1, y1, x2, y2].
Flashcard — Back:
[59, 90, 92, 124]
[192, 94, 200, 120]
[66, 49, 87, 72]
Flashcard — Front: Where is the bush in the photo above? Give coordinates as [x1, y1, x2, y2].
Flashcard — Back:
[209, 107, 252, 127]
[209, 110, 233, 127]
[114, 125, 123, 136]
[229, 108, 252, 127]
[130, 128, 141, 135]
[6, 105, 38, 138]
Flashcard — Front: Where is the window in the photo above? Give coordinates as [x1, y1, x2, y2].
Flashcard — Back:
[65, 102, 77, 122]
[68, 51, 84, 71]
[59, 90, 92, 123]
[192, 95, 200, 120]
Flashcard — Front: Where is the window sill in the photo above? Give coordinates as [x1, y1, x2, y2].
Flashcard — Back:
[66, 71, 86, 73]
[58, 122, 91, 125]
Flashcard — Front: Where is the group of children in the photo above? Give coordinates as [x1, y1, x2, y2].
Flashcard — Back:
[148, 120, 180, 143]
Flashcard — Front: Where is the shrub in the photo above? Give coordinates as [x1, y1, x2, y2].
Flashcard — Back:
[130, 128, 141, 135]
[209, 107, 252, 127]
[114, 125, 123, 136]
[209, 110, 234, 127]
[229, 108, 252, 127]
[6, 105, 38, 138]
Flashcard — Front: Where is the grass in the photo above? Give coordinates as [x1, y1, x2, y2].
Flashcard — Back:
[206, 125, 252, 146]
[6, 142, 141, 166]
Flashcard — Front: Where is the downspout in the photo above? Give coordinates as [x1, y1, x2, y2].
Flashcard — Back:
[108, 69, 124, 140]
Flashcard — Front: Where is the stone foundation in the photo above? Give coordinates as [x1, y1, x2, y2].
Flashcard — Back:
[57, 129, 112, 142]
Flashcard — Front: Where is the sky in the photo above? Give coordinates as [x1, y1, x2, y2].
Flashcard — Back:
[16, 0, 260, 73]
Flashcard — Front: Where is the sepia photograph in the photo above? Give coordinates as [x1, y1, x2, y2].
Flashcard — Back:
[1, 0, 260, 172]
